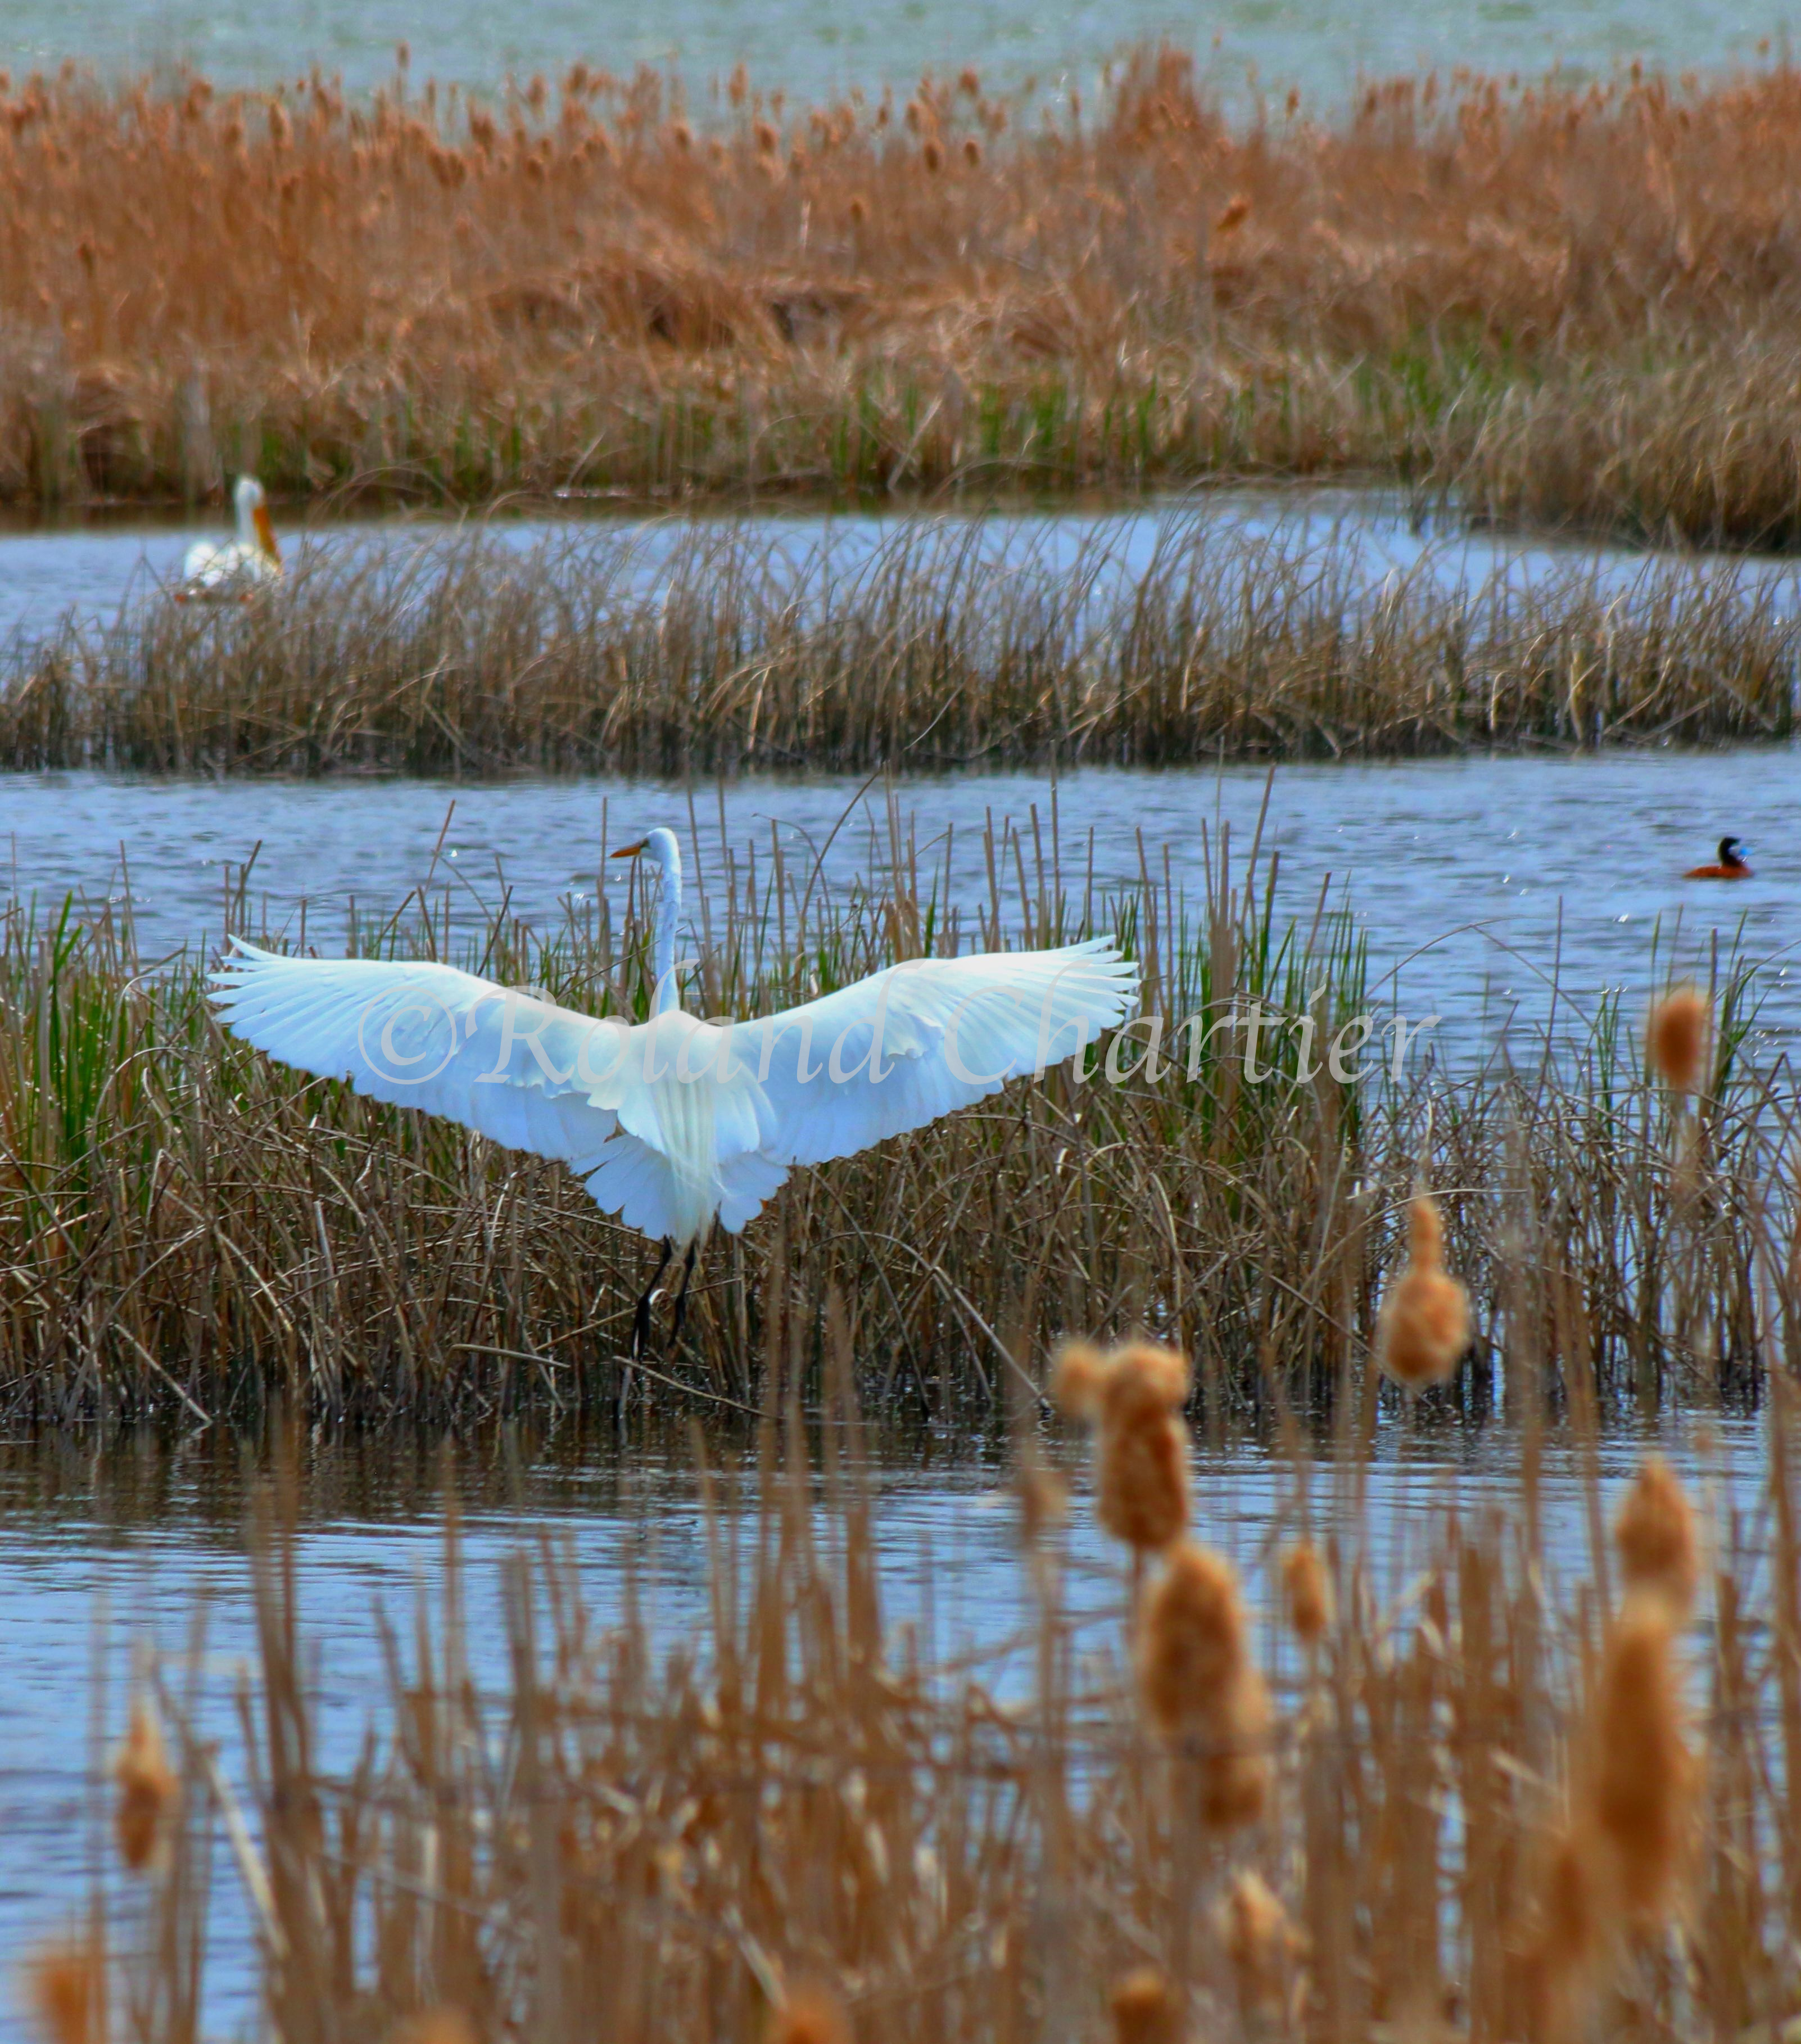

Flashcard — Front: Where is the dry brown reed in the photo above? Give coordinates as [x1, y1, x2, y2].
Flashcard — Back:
[1614, 1454, 1702, 1615]
[1374, 1193, 1471, 1389]
[1587, 1598, 1698, 1924]
[12, 518, 1795, 776]
[1648, 984, 1711, 1095]
[1137, 1539, 1273, 1828]
[8, 51, 1801, 534]
[1219, 1870, 1300, 2020]
[50, 1426, 1801, 2041]
[1053, 1340, 1191, 1554]
[112, 1695, 177, 1874]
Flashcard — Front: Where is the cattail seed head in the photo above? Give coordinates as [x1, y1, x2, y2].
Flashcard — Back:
[114, 1697, 177, 1873]
[1015, 1459, 1068, 1545]
[26, 1943, 102, 2044]
[1214, 192, 1250, 234]
[1052, 1340, 1191, 1552]
[1518, 1827, 1603, 2041]
[1141, 1542, 1246, 1737]
[1139, 1540, 1272, 1828]
[392, 2013, 478, 2044]
[1110, 1966, 1183, 2044]
[1050, 1338, 1107, 1418]
[1280, 1539, 1332, 1647]
[1221, 1870, 1299, 2015]
[1375, 1195, 1470, 1389]
[1588, 1600, 1695, 1923]
[1647, 985, 1709, 1095]
[1536, 1826, 1603, 1981]
[767, 1986, 853, 2044]
[1096, 1344, 1191, 1551]
[1196, 1669, 1273, 1828]
[1614, 1456, 1701, 1616]
[921, 137, 943, 173]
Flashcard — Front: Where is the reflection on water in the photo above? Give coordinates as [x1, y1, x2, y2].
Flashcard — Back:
[0, 1412, 1770, 2015]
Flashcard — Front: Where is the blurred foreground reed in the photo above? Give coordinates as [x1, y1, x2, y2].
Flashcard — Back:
[7, 518, 1796, 774]
[0, 802, 1788, 1423]
[13, 49, 1801, 539]
[40, 1368, 1801, 2040]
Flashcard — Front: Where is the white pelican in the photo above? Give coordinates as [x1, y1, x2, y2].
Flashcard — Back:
[211, 826, 1138, 1355]
[177, 475, 282, 600]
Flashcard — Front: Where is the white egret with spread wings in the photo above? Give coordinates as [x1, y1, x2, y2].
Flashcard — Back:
[211, 826, 1138, 1355]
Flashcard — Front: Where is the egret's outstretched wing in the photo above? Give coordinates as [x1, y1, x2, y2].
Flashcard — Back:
[731, 937, 1138, 1167]
[210, 939, 631, 1163]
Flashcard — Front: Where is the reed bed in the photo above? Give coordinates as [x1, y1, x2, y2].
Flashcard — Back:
[12, 48, 1801, 537]
[8, 518, 1798, 774]
[0, 804, 1791, 1425]
[43, 1374, 1801, 2040]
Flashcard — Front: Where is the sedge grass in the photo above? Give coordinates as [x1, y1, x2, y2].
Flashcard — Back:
[6, 516, 1797, 774]
[11, 51, 1801, 539]
[0, 805, 1791, 1424]
[57, 1382, 1801, 2040]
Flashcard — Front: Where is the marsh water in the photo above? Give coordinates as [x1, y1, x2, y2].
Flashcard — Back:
[4, 490, 1800, 1059]
[2, 0, 1790, 125]
[0, 489, 1797, 2020]
[0, 1417, 1775, 2023]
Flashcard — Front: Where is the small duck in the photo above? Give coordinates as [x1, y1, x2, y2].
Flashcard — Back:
[175, 475, 282, 602]
[1684, 835, 1754, 880]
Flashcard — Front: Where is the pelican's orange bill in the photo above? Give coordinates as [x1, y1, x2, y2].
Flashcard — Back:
[253, 502, 282, 564]
[610, 839, 648, 858]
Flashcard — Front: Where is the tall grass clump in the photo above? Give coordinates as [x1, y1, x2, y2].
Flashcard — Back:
[6, 516, 1798, 774]
[11, 49, 1801, 534]
[0, 803, 1794, 1424]
[48, 1386, 1801, 2040]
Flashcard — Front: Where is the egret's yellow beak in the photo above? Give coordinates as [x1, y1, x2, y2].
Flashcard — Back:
[610, 839, 648, 859]
[253, 502, 282, 565]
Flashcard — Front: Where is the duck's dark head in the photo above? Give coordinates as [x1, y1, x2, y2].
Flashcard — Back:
[1721, 835, 1749, 866]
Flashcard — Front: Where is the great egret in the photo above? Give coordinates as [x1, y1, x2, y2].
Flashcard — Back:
[211, 826, 1138, 1355]
[177, 476, 282, 600]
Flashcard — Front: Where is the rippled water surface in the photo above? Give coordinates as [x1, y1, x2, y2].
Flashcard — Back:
[4, 491, 1799, 1056]
[4, 750, 1798, 1057]
[0, 1416, 1770, 2025]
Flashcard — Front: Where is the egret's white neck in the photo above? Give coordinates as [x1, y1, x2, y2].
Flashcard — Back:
[235, 491, 257, 545]
[649, 842, 682, 1015]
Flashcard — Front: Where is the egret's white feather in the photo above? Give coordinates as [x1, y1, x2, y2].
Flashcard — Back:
[210, 826, 1139, 1253]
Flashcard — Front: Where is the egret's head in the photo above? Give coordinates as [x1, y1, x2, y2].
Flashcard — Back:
[610, 826, 682, 881]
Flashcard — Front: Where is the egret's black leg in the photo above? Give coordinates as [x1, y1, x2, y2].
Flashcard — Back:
[632, 1238, 674, 1362]
[669, 1240, 700, 1346]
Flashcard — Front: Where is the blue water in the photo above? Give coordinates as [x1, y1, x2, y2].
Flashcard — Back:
[0, 1417, 1764, 2029]
[1, 0, 1790, 119]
